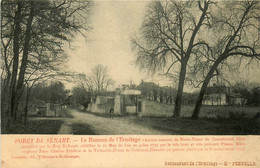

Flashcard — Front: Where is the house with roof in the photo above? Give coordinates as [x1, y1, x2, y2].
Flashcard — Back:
[137, 81, 176, 103]
[202, 84, 246, 106]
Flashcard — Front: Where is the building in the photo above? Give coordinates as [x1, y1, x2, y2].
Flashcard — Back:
[87, 89, 141, 115]
[202, 84, 246, 106]
[137, 81, 176, 103]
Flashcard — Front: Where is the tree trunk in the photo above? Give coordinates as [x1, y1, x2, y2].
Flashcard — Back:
[13, 2, 35, 119]
[1, 74, 11, 133]
[24, 85, 30, 127]
[10, 2, 22, 122]
[191, 73, 213, 119]
[173, 61, 187, 117]
[192, 56, 225, 119]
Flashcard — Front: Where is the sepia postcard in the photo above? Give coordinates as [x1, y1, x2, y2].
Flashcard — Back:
[1, 0, 260, 167]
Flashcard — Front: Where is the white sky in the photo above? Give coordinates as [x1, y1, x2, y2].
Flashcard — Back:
[64, 1, 260, 91]
[65, 1, 156, 89]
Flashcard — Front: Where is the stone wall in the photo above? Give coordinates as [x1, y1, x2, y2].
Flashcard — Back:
[139, 99, 173, 117]
[126, 106, 136, 114]
[88, 96, 115, 114]
[28, 103, 61, 117]
[90, 103, 114, 114]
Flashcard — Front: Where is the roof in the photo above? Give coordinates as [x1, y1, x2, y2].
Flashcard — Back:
[137, 82, 176, 92]
[229, 93, 242, 98]
[205, 85, 230, 95]
[137, 82, 158, 88]
[120, 89, 141, 95]
[96, 91, 116, 97]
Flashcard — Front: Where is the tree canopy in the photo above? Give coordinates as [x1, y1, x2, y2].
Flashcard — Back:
[1, 0, 93, 132]
[132, 0, 213, 117]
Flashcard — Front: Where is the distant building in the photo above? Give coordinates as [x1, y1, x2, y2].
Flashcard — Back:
[137, 81, 176, 103]
[87, 89, 141, 115]
[202, 84, 246, 106]
[137, 81, 158, 100]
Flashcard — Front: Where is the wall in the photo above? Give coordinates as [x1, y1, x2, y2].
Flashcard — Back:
[114, 95, 121, 115]
[139, 99, 173, 117]
[28, 103, 61, 117]
[91, 103, 114, 114]
[89, 96, 114, 114]
[87, 103, 92, 112]
[50, 104, 61, 116]
[126, 106, 136, 114]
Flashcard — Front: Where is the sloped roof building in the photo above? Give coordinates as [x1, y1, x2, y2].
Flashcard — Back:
[203, 84, 245, 106]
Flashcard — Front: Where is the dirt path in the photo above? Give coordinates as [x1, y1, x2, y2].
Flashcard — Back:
[58, 108, 170, 135]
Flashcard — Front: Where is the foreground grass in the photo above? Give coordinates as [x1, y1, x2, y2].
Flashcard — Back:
[4, 109, 72, 134]
[6, 119, 64, 134]
[6, 107, 259, 135]
[173, 105, 260, 118]
[125, 116, 260, 135]
[82, 105, 260, 135]
[70, 123, 96, 135]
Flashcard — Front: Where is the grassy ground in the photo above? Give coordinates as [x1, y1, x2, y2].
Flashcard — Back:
[81, 105, 260, 135]
[70, 123, 96, 135]
[179, 105, 260, 118]
[4, 109, 73, 134]
[6, 119, 64, 134]
[135, 104, 259, 135]
[81, 104, 260, 135]
[79, 110, 260, 135]
[129, 117, 260, 135]
[4, 106, 259, 135]
[148, 119, 260, 135]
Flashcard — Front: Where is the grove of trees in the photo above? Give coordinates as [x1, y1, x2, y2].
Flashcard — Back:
[132, 0, 260, 119]
[1, 0, 259, 133]
[1, 0, 92, 132]
[30, 81, 69, 105]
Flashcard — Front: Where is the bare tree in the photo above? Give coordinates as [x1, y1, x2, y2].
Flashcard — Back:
[1, 0, 93, 131]
[1, 1, 15, 120]
[91, 64, 114, 92]
[191, 1, 260, 119]
[132, 0, 212, 117]
[75, 73, 95, 94]
[74, 65, 114, 95]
